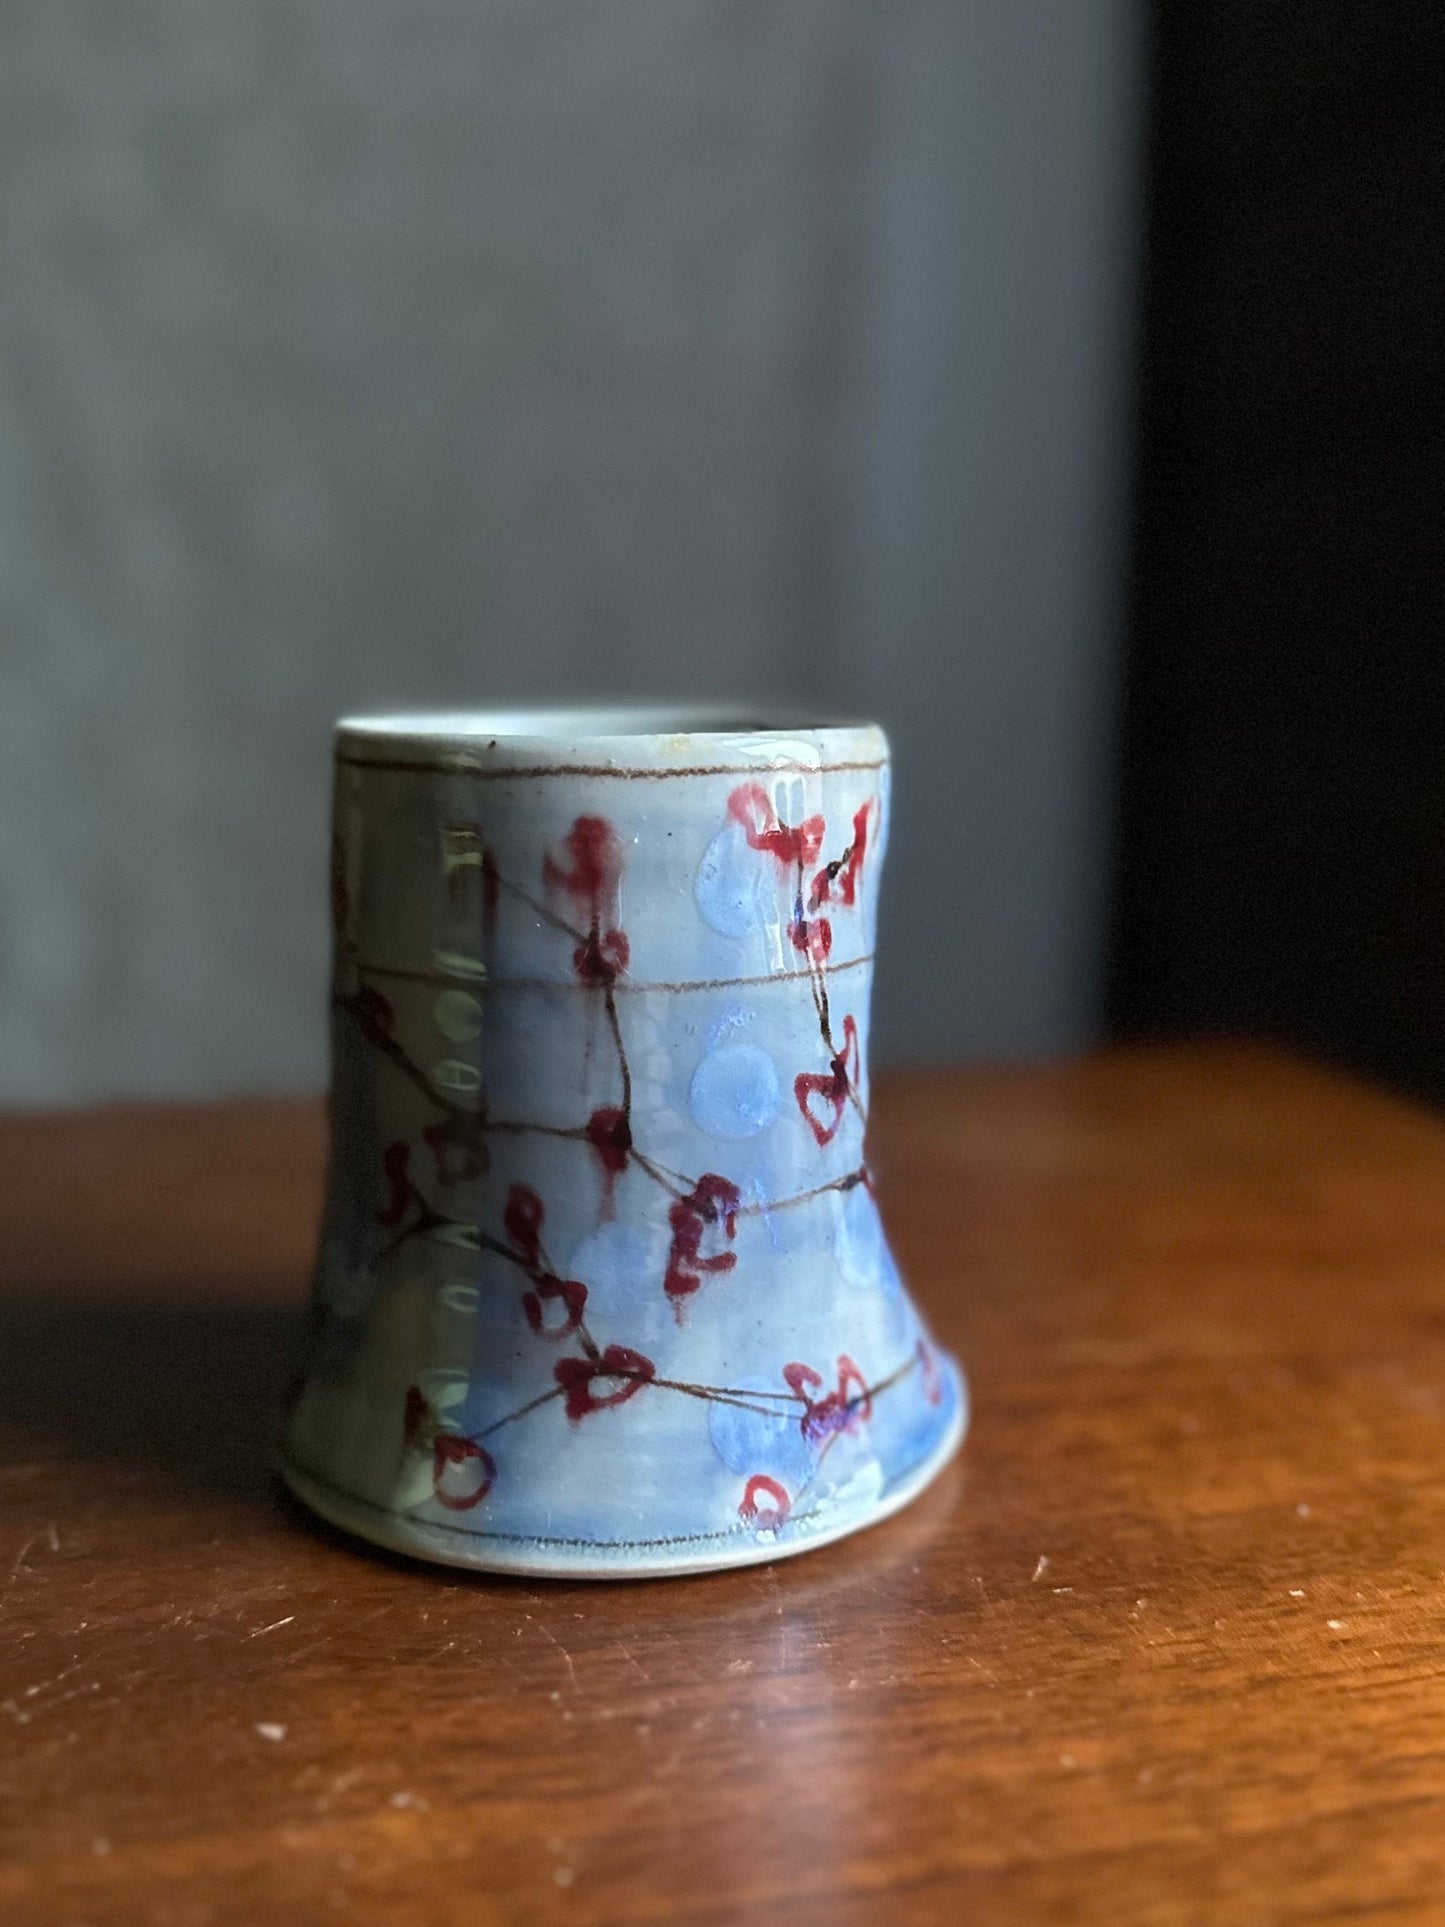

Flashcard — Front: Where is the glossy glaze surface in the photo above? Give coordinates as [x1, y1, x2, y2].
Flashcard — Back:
[282, 713, 963, 1571]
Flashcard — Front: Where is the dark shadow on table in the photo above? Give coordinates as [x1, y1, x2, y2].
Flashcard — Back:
[0, 1294, 301, 1506]
[0, 1292, 636, 1588]
[0, 1290, 973, 1595]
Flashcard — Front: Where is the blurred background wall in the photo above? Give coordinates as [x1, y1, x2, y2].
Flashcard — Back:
[0, 0, 1141, 1103]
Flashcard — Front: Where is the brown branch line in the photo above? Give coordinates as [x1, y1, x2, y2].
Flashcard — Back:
[468, 1346, 922, 1447]
[348, 808, 918, 1495]
[358, 954, 875, 995]
[793, 851, 869, 1131]
[339, 993, 866, 1222]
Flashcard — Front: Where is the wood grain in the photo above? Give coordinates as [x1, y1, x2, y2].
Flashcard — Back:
[1, 1049, 1443, 1924]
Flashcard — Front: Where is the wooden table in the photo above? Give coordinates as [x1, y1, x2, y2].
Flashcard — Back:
[2, 1049, 1443, 1924]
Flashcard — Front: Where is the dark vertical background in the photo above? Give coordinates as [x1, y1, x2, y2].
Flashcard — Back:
[1111, 4, 1445, 1100]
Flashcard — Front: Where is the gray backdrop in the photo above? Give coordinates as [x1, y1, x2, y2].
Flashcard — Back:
[0, 0, 1140, 1103]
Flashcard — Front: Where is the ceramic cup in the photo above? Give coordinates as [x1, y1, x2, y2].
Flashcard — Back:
[280, 710, 966, 1576]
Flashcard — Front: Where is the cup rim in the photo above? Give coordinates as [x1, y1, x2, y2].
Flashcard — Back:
[333, 706, 888, 773]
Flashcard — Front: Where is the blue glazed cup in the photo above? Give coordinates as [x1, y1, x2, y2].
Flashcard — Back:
[281, 709, 965, 1575]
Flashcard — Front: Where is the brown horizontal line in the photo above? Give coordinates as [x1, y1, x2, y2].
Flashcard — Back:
[282, 1450, 835, 1552]
[279, 1342, 927, 1550]
[334, 754, 887, 781]
[357, 953, 874, 994]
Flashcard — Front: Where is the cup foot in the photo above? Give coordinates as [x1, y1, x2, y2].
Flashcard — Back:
[277, 1373, 967, 1580]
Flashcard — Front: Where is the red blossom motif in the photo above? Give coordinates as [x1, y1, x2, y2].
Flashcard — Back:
[917, 1338, 944, 1407]
[554, 1344, 656, 1419]
[663, 1173, 742, 1309]
[739, 1474, 791, 1532]
[521, 1274, 589, 1341]
[727, 783, 825, 870]
[502, 1183, 589, 1337]
[785, 1354, 872, 1448]
[585, 1104, 632, 1217]
[545, 816, 630, 986]
[793, 1014, 860, 1147]
[809, 801, 871, 911]
[376, 1140, 413, 1227]
[790, 800, 874, 965]
[544, 815, 622, 906]
[402, 1384, 496, 1511]
[572, 927, 630, 987]
[788, 910, 833, 966]
[504, 1183, 545, 1269]
[783, 1361, 824, 1408]
[431, 1432, 497, 1510]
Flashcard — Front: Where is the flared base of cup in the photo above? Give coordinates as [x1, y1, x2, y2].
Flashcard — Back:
[277, 1360, 966, 1581]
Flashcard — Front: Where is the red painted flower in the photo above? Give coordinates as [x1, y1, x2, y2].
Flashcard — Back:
[663, 1173, 741, 1308]
[571, 927, 630, 987]
[544, 816, 630, 987]
[585, 1104, 632, 1173]
[785, 1354, 872, 1449]
[739, 1474, 791, 1532]
[431, 1432, 497, 1510]
[504, 1184, 587, 1337]
[917, 1338, 945, 1407]
[809, 800, 871, 911]
[585, 1104, 632, 1216]
[544, 814, 623, 907]
[522, 1275, 589, 1341]
[402, 1385, 496, 1511]
[727, 783, 825, 870]
[554, 1344, 656, 1419]
[789, 910, 833, 966]
[793, 1014, 860, 1147]
[504, 1183, 545, 1270]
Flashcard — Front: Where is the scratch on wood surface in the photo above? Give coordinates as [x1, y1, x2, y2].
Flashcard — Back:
[247, 1617, 298, 1640]
[18, 1662, 83, 1701]
[6, 1522, 60, 1588]
[613, 1641, 655, 1687]
[313, 1767, 367, 1813]
[2, 1659, 89, 1726]
[530, 1618, 579, 1694]
[35, 1680, 102, 1714]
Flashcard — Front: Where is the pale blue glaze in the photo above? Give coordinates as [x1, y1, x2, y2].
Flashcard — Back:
[283, 713, 965, 1575]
